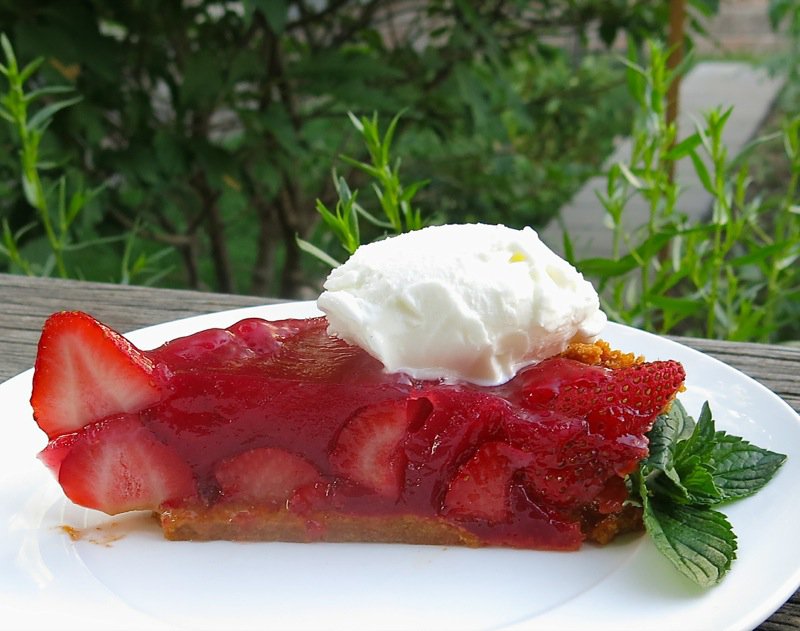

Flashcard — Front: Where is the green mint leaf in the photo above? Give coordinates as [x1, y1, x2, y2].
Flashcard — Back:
[661, 403, 725, 505]
[674, 402, 716, 466]
[644, 399, 695, 474]
[674, 401, 698, 441]
[676, 456, 723, 505]
[641, 400, 697, 500]
[647, 470, 690, 503]
[647, 455, 722, 506]
[636, 399, 786, 588]
[710, 432, 787, 500]
[642, 492, 737, 587]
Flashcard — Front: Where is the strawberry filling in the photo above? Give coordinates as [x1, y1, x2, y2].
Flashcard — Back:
[32, 311, 685, 551]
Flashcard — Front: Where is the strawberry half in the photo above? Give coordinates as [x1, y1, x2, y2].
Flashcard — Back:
[442, 441, 531, 523]
[402, 389, 505, 506]
[31, 311, 161, 439]
[215, 447, 322, 505]
[51, 414, 197, 514]
[329, 399, 411, 499]
[519, 357, 685, 437]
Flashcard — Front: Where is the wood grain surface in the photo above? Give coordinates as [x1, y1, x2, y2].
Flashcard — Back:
[1, 272, 798, 629]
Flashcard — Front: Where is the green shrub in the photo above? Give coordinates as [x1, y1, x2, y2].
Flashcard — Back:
[0, 1, 686, 296]
[0, 33, 169, 284]
[572, 42, 800, 343]
[305, 38, 800, 344]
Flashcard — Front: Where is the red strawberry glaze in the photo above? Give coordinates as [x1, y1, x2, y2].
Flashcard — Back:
[34, 312, 685, 551]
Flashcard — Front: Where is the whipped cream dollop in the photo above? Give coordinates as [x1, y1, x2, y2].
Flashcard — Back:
[316, 223, 607, 386]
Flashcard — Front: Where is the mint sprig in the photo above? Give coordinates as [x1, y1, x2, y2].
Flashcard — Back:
[633, 400, 787, 587]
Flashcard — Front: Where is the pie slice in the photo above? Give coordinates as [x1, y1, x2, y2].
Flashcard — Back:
[31, 310, 685, 551]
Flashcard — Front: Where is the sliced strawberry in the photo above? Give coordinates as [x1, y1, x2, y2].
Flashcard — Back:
[517, 357, 685, 437]
[31, 311, 161, 439]
[521, 459, 611, 509]
[329, 399, 412, 499]
[564, 359, 685, 418]
[214, 447, 322, 505]
[514, 358, 606, 411]
[442, 441, 531, 523]
[37, 432, 80, 478]
[503, 412, 647, 510]
[54, 414, 196, 514]
[403, 389, 506, 506]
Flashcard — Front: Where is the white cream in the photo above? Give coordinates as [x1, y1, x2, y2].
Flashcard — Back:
[316, 223, 606, 386]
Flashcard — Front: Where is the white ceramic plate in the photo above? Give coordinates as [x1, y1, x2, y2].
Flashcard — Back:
[2, 302, 799, 631]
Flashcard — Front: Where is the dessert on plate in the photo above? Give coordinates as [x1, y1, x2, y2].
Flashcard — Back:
[30, 224, 685, 551]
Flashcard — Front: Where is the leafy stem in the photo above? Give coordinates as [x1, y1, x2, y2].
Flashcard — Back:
[578, 38, 799, 343]
[298, 111, 429, 267]
[0, 33, 83, 277]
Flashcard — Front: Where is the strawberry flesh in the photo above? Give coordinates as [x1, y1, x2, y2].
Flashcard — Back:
[511, 356, 685, 438]
[442, 441, 585, 549]
[329, 399, 411, 499]
[47, 414, 196, 514]
[402, 389, 505, 506]
[31, 311, 160, 439]
[215, 447, 322, 505]
[442, 441, 530, 523]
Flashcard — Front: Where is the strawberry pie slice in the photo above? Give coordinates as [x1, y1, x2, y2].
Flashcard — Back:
[31, 309, 685, 551]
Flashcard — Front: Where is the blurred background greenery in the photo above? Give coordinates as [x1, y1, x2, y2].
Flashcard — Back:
[0, 1, 713, 292]
[0, 0, 798, 343]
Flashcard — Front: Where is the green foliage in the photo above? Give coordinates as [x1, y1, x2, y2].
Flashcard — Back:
[0, 31, 88, 277]
[341, 112, 427, 237]
[298, 112, 430, 266]
[574, 41, 800, 343]
[0, 0, 683, 296]
[633, 400, 786, 586]
[399, 49, 634, 228]
[0, 32, 167, 284]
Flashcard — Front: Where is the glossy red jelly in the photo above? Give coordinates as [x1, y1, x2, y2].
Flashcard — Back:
[36, 313, 685, 551]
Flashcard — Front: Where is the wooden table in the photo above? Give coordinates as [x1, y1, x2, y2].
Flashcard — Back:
[2, 272, 799, 629]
